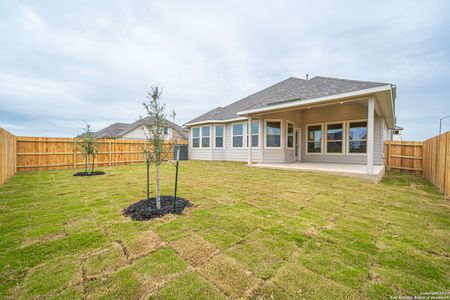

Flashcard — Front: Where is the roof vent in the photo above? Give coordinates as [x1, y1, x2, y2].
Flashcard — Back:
[306, 74, 309, 80]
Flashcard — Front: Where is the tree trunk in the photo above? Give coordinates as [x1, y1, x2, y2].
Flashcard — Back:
[85, 154, 88, 173]
[155, 161, 161, 209]
[87, 154, 91, 175]
[146, 158, 150, 200]
[91, 155, 95, 173]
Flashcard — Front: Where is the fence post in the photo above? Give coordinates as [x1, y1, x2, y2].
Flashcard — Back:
[387, 141, 391, 171]
[73, 140, 76, 169]
[109, 141, 112, 166]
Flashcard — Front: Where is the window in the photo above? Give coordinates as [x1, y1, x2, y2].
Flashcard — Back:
[163, 127, 169, 135]
[251, 120, 259, 148]
[192, 127, 200, 148]
[232, 123, 244, 148]
[326, 123, 343, 153]
[201, 126, 210, 148]
[307, 124, 322, 153]
[287, 122, 294, 148]
[348, 121, 367, 153]
[266, 121, 281, 147]
[215, 125, 224, 148]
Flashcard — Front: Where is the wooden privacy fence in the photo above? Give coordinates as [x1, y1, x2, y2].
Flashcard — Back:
[0, 128, 16, 185]
[423, 132, 450, 198]
[384, 131, 450, 198]
[384, 140, 423, 173]
[16, 136, 188, 172]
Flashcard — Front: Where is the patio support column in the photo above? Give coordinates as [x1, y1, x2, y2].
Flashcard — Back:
[248, 116, 253, 165]
[367, 97, 375, 174]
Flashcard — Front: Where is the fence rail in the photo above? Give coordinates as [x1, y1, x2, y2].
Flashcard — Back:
[384, 141, 423, 173]
[15, 136, 187, 172]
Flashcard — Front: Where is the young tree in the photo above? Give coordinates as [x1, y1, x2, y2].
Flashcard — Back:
[78, 123, 98, 175]
[141, 86, 169, 209]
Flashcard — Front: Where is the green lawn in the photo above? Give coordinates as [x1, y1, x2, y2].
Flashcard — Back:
[0, 161, 449, 299]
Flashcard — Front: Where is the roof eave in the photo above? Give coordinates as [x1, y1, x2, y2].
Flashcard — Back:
[184, 117, 248, 127]
[237, 85, 393, 116]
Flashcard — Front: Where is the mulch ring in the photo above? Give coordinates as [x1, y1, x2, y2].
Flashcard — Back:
[123, 196, 191, 221]
[73, 171, 106, 176]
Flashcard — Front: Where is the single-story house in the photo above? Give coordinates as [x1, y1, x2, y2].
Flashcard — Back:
[90, 117, 188, 141]
[184, 76, 398, 180]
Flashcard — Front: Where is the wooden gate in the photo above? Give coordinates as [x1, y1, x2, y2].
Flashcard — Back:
[384, 141, 423, 173]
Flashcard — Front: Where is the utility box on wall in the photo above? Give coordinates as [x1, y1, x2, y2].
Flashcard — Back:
[174, 145, 188, 160]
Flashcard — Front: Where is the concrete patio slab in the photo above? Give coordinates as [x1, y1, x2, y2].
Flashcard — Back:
[250, 162, 385, 182]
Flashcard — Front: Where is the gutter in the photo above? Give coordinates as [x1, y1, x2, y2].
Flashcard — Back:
[184, 117, 248, 127]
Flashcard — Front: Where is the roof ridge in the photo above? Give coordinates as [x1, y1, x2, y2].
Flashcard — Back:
[222, 77, 301, 110]
[311, 76, 389, 85]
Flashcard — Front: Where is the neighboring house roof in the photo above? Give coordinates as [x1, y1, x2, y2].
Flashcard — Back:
[88, 118, 188, 140]
[92, 122, 134, 138]
[186, 76, 392, 125]
[124, 117, 189, 139]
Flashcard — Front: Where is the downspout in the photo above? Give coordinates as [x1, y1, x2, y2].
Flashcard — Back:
[390, 84, 397, 128]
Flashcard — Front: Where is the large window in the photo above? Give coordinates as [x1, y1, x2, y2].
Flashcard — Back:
[201, 126, 210, 148]
[307, 124, 322, 153]
[251, 120, 259, 148]
[232, 123, 244, 148]
[348, 121, 367, 153]
[266, 121, 281, 148]
[192, 127, 200, 148]
[215, 125, 224, 148]
[287, 122, 294, 148]
[326, 123, 343, 153]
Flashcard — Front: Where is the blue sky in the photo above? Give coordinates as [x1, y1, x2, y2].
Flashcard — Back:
[0, 0, 449, 140]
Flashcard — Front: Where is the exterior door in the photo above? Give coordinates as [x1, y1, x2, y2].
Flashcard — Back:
[295, 128, 301, 161]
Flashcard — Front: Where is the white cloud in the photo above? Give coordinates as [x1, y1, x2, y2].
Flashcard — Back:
[0, 0, 449, 140]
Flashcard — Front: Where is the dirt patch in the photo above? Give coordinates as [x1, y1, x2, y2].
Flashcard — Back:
[73, 171, 105, 176]
[123, 196, 191, 221]
[198, 255, 260, 298]
[125, 231, 165, 260]
[170, 234, 219, 267]
[83, 243, 128, 279]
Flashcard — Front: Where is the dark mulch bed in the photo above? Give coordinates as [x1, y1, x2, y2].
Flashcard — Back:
[73, 171, 105, 176]
[123, 196, 191, 221]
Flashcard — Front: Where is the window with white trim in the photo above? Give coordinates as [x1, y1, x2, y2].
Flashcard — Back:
[326, 123, 343, 153]
[251, 120, 259, 148]
[287, 122, 294, 148]
[163, 127, 169, 135]
[215, 125, 224, 148]
[348, 121, 367, 153]
[307, 124, 322, 153]
[266, 121, 281, 147]
[232, 123, 244, 148]
[201, 126, 210, 148]
[192, 127, 200, 148]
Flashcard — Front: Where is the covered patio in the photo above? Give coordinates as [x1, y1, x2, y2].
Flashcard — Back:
[251, 162, 385, 182]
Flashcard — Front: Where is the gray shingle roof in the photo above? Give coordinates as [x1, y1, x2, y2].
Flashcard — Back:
[92, 122, 133, 138]
[186, 76, 390, 124]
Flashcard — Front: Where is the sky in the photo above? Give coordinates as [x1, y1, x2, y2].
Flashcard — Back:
[0, 0, 449, 141]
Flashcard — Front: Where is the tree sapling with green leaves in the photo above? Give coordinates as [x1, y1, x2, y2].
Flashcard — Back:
[141, 86, 172, 209]
[77, 123, 99, 175]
